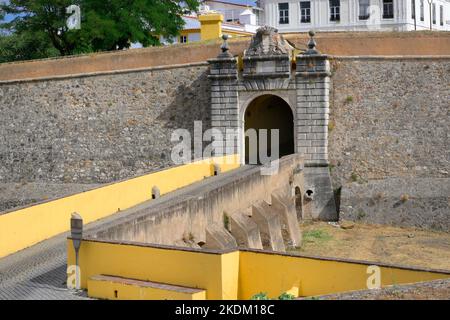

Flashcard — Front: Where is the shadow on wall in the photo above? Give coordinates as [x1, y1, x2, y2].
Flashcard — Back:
[157, 70, 212, 153]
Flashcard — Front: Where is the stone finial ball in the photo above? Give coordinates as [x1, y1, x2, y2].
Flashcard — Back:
[309, 30, 315, 37]
[222, 34, 229, 40]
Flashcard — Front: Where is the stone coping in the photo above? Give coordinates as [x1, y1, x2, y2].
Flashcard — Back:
[297, 54, 330, 59]
[207, 57, 238, 63]
[242, 54, 290, 61]
[0, 61, 209, 85]
[1, 55, 449, 84]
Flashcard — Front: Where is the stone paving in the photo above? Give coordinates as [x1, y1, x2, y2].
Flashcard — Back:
[0, 232, 88, 300]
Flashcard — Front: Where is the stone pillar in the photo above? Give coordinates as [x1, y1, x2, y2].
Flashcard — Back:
[208, 35, 239, 156]
[294, 31, 337, 221]
[295, 31, 331, 166]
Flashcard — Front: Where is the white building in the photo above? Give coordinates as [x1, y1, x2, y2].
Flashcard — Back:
[257, 0, 450, 31]
[204, 0, 263, 24]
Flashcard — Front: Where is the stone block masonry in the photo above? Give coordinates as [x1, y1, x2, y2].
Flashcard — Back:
[296, 55, 331, 165]
[329, 57, 450, 186]
[0, 63, 211, 184]
[0, 50, 449, 229]
[329, 57, 450, 230]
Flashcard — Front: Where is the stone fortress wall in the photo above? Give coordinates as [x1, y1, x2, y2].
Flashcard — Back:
[329, 56, 450, 231]
[0, 33, 448, 229]
[0, 63, 211, 210]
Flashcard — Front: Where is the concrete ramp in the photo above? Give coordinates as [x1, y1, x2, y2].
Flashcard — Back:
[229, 211, 263, 249]
[204, 224, 237, 250]
[251, 201, 285, 252]
[271, 190, 302, 248]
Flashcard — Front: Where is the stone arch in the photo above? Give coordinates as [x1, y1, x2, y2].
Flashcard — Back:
[242, 94, 295, 164]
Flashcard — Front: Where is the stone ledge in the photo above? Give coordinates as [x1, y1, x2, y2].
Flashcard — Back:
[0, 62, 209, 85]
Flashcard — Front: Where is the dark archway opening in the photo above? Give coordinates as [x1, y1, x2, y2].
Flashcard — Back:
[244, 95, 294, 164]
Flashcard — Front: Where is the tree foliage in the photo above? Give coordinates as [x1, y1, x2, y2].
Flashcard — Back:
[0, 0, 199, 62]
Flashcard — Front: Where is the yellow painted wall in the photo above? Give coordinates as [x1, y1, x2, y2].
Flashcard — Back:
[68, 239, 450, 300]
[0, 155, 239, 258]
[199, 13, 223, 40]
[220, 251, 240, 300]
[88, 277, 206, 300]
[67, 239, 240, 300]
[238, 251, 450, 299]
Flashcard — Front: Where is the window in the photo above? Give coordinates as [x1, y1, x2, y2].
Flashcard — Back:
[359, 0, 370, 20]
[329, 0, 340, 21]
[411, 0, 415, 19]
[432, 3, 436, 24]
[279, 3, 289, 24]
[383, 0, 394, 19]
[420, 0, 424, 21]
[300, 1, 311, 23]
[440, 5, 444, 26]
[179, 35, 187, 43]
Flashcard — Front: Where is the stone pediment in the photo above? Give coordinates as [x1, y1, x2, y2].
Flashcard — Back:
[244, 26, 293, 57]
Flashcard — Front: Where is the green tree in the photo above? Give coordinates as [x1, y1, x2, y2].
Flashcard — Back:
[0, 0, 199, 61]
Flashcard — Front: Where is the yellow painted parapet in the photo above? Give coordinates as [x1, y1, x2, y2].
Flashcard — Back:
[199, 13, 223, 41]
[67, 239, 240, 300]
[0, 154, 240, 258]
[67, 239, 450, 300]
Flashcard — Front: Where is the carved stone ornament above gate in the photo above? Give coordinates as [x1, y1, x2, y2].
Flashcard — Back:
[244, 26, 293, 57]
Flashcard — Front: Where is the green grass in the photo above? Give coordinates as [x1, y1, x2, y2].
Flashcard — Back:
[302, 229, 332, 244]
[250, 292, 270, 300]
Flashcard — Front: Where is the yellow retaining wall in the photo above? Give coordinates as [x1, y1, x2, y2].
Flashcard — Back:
[238, 251, 450, 299]
[67, 239, 240, 300]
[0, 155, 239, 258]
[68, 239, 450, 300]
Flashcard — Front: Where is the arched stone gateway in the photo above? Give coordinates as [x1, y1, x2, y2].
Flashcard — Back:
[244, 94, 295, 164]
[208, 27, 337, 220]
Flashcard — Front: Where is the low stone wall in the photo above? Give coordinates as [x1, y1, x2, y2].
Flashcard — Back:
[310, 278, 450, 300]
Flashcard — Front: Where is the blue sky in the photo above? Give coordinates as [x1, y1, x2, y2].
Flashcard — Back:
[0, 0, 13, 23]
